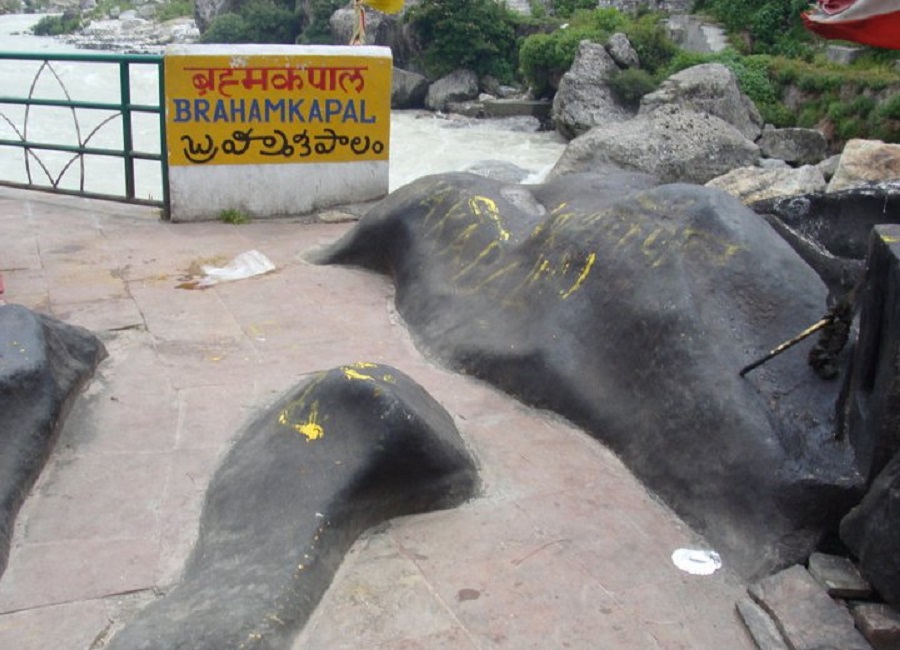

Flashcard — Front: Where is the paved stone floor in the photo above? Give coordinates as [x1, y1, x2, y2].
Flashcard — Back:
[0, 187, 755, 649]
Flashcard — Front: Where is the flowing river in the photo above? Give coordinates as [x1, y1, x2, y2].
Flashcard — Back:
[0, 13, 566, 204]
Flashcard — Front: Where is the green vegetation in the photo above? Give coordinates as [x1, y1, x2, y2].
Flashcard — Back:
[549, 0, 598, 18]
[519, 9, 673, 98]
[30, 0, 195, 36]
[32, 10, 82, 36]
[295, 0, 344, 45]
[201, 0, 298, 44]
[607, 68, 656, 109]
[693, 0, 814, 58]
[661, 48, 900, 141]
[219, 208, 251, 224]
[406, 0, 521, 82]
[156, 0, 194, 22]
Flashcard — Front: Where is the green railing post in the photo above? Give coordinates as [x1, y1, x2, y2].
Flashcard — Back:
[119, 60, 135, 200]
[0, 51, 168, 212]
[158, 57, 170, 219]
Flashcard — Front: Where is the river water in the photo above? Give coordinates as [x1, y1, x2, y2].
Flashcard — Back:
[0, 13, 566, 204]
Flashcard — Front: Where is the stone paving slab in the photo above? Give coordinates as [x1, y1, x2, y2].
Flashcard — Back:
[0, 187, 755, 649]
[749, 564, 872, 650]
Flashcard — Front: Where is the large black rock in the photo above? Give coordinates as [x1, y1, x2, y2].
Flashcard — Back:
[107, 363, 478, 650]
[0, 304, 106, 577]
[752, 185, 900, 262]
[841, 450, 900, 608]
[751, 185, 900, 302]
[839, 225, 900, 482]
[316, 171, 863, 579]
[839, 226, 900, 608]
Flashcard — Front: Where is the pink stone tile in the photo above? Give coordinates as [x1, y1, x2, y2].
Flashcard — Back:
[153, 338, 261, 390]
[128, 280, 245, 343]
[45, 266, 128, 305]
[0, 234, 40, 271]
[0, 599, 110, 650]
[0, 269, 50, 311]
[58, 358, 179, 455]
[174, 382, 258, 450]
[296, 532, 460, 650]
[0, 537, 160, 612]
[155, 448, 227, 585]
[19, 451, 169, 545]
[52, 298, 144, 332]
[458, 412, 632, 500]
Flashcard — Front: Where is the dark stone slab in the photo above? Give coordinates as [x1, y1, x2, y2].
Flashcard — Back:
[808, 552, 873, 600]
[0, 304, 106, 577]
[750, 186, 900, 306]
[842, 451, 900, 609]
[749, 565, 872, 650]
[106, 363, 479, 650]
[842, 225, 900, 481]
[751, 186, 900, 262]
[315, 171, 863, 579]
[851, 603, 900, 650]
[736, 596, 789, 650]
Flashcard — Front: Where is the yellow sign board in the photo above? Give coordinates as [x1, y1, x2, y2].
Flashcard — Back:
[164, 51, 392, 167]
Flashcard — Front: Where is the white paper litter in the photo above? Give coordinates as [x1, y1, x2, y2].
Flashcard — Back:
[197, 250, 275, 287]
[671, 548, 723, 576]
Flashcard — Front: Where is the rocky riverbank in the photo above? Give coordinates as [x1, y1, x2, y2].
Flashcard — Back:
[63, 14, 198, 53]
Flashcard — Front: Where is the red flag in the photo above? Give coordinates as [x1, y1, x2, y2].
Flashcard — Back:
[802, 0, 900, 49]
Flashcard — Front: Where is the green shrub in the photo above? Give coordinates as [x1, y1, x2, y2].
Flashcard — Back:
[607, 68, 657, 108]
[519, 26, 596, 97]
[156, 0, 194, 22]
[407, 0, 521, 82]
[528, 0, 547, 20]
[622, 13, 677, 75]
[551, 0, 597, 18]
[201, 0, 298, 44]
[694, 0, 812, 57]
[295, 0, 343, 44]
[759, 101, 796, 128]
[32, 10, 82, 36]
[579, 7, 627, 33]
[219, 208, 250, 224]
[836, 116, 864, 141]
[877, 93, 900, 120]
[519, 8, 675, 95]
[200, 13, 249, 43]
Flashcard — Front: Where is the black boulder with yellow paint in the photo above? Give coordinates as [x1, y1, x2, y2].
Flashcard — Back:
[0, 305, 106, 579]
[106, 363, 478, 650]
[317, 171, 863, 579]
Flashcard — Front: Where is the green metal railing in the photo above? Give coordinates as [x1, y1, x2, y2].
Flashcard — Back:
[0, 51, 169, 217]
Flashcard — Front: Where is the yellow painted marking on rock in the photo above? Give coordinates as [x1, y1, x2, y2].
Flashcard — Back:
[642, 228, 663, 252]
[344, 367, 376, 381]
[470, 196, 509, 242]
[527, 257, 552, 285]
[883, 235, 900, 243]
[615, 223, 643, 249]
[453, 240, 500, 281]
[456, 222, 480, 243]
[681, 228, 743, 265]
[279, 400, 324, 441]
[470, 261, 519, 292]
[560, 252, 596, 299]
